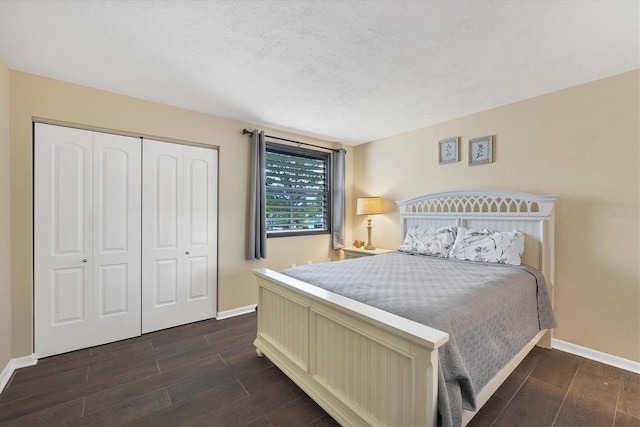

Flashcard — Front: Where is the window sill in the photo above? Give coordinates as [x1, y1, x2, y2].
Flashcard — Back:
[267, 230, 331, 238]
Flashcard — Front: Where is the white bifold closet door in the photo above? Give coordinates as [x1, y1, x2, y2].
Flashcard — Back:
[142, 139, 218, 333]
[34, 123, 141, 358]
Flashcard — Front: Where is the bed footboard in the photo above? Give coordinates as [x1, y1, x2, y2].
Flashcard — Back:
[253, 268, 449, 427]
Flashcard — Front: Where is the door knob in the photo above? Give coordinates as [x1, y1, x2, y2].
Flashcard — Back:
[185, 251, 190, 255]
[82, 259, 88, 263]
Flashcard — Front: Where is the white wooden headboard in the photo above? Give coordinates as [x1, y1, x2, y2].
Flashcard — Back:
[396, 190, 558, 285]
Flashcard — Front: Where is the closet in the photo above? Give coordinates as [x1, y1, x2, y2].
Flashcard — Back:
[34, 124, 142, 357]
[141, 139, 217, 333]
[34, 123, 218, 358]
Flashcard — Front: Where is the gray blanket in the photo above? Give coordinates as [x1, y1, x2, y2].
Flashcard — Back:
[281, 252, 556, 427]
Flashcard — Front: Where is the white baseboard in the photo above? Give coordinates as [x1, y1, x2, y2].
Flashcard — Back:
[0, 354, 38, 394]
[216, 304, 257, 320]
[552, 338, 640, 374]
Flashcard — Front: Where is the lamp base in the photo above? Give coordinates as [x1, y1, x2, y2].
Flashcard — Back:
[365, 218, 375, 250]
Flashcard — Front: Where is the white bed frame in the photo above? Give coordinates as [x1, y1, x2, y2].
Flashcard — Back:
[254, 190, 557, 426]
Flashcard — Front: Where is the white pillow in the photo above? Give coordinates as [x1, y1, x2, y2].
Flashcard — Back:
[398, 226, 456, 258]
[449, 227, 525, 265]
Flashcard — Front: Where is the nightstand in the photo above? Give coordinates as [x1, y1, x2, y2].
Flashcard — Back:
[342, 247, 395, 259]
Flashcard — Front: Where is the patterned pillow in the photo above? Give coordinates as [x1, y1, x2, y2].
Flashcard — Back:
[449, 227, 525, 265]
[398, 226, 457, 258]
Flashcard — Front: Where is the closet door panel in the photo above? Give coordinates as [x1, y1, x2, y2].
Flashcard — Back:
[186, 256, 208, 300]
[182, 146, 217, 323]
[52, 268, 85, 323]
[155, 259, 178, 305]
[92, 132, 141, 346]
[99, 264, 128, 314]
[34, 123, 93, 358]
[185, 159, 209, 247]
[156, 155, 180, 250]
[142, 140, 184, 333]
[53, 143, 87, 254]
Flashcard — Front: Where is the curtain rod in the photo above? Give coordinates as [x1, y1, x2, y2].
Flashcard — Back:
[242, 129, 342, 153]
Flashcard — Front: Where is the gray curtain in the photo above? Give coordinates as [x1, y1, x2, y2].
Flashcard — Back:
[247, 130, 267, 260]
[332, 148, 346, 249]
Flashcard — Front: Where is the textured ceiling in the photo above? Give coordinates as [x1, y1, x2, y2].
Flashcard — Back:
[0, 0, 638, 144]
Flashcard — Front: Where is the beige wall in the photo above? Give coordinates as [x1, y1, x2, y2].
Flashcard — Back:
[0, 59, 12, 368]
[9, 71, 352, 357]
[353, 70, 640, 362]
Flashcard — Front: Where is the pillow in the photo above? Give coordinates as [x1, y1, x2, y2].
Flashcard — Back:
[398, 226, 456, 258]
[449, 227, 525, 265]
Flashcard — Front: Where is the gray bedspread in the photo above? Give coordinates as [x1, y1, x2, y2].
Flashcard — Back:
[281, 252, 556, 427]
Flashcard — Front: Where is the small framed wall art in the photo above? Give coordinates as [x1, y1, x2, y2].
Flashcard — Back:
[438, 137, 459, 164]
[468, 135, 493, 166]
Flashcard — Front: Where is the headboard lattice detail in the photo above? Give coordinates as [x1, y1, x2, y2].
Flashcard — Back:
[397, 190, 556, 218]
[405, 195, 539, 214]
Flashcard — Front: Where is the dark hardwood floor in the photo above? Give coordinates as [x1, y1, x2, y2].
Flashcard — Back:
[0, 312, 638, 426]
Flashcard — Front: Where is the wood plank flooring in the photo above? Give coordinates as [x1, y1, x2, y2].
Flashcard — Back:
[0, 312, 638, 426]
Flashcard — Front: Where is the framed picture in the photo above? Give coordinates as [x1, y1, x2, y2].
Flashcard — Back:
[468, 136, 493, 166]
[438, 137, 459, 164]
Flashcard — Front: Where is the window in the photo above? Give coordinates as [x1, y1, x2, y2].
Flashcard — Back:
[265, 143, 331, 237]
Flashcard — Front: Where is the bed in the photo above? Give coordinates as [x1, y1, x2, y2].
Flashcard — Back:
[253, 190, 557, 426]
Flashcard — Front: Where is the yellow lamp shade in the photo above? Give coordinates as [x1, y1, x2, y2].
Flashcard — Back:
[356, 197, 383, 215]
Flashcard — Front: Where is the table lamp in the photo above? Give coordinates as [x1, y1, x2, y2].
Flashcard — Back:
[356, 197, 383, 250]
